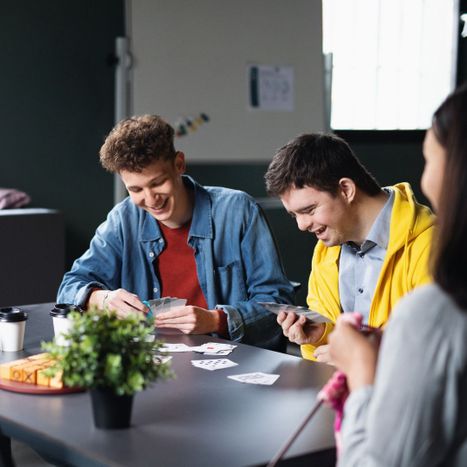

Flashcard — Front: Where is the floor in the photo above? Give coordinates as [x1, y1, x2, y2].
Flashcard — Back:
[11, 440, 54, 467]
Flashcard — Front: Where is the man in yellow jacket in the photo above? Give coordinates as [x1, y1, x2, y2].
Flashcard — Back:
[265, 133, 434, 361]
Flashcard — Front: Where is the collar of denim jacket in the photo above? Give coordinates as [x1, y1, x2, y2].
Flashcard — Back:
[184, 175, 213, 239]
[138, 175, 213, 242]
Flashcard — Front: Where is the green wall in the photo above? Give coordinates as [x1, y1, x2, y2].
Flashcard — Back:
[0, 1, 123, 267]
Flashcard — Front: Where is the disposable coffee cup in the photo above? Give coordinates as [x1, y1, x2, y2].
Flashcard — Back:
[50, 304, 82, 346]
[0, 307, 28, 352]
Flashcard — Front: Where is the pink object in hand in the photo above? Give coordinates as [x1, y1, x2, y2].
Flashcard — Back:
[318, 312, 363, 456]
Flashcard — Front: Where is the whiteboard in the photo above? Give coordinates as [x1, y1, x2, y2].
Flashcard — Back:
[129, 0, 324, 161]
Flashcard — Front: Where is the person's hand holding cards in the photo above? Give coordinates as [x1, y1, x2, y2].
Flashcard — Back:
[259, 302, 330, 346]
[151, 298, 225, 335]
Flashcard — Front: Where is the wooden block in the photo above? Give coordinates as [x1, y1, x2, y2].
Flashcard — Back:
[36, 368, 51, 387]
[49, 370, 63, 389]
[27, 353, 51, 363]
[10, 361, 31, 382]
[21, 364, 49, 385]
[0, 358, 29, 380]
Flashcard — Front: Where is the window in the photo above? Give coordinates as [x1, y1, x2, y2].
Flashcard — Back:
[323, 0, 459, 130]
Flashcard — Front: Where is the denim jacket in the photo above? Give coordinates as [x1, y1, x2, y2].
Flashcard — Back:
[57, 176, 294, 349]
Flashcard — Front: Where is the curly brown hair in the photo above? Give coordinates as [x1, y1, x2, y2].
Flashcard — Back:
[99, 115, 176, 173]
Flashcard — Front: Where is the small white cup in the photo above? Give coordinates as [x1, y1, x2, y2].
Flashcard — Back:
[52, 316, 73, 346]
[0, 307, 28, 352]
[50, 304, 81, 346]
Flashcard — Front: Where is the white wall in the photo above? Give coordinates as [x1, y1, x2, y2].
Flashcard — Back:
[129, 0, 324, 161]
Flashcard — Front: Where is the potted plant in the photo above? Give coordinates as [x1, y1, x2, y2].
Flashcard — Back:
[42, 307, 173, 429]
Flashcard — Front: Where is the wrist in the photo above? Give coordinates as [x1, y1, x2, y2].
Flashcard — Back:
[101, 291, 110, 309]
[213, 309, 228, 337]
[347, 349, 377, 391]
[87, 289, 109, 310]
[308, 322, 327, 345]
[348, 366, 376, 391]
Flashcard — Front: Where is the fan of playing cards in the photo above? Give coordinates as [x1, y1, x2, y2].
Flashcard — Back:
[144, 297, 187, 318]
[258, 302, 332, 324]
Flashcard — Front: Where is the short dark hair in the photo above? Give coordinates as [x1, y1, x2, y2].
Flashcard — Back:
[264, 133, 381, 197]
[99, 115, 176, 173]
[431, 83, 467, 310]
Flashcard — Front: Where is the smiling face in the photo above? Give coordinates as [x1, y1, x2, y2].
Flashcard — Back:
[120, 152, 192, 228]
[280, 181, 356, 247]
[421, 128, 446, 212]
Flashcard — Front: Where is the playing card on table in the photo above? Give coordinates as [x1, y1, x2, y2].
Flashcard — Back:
[191, 358, 238, 371]
[191, 342, 237, 355]
[227, 372, 280, 385]
[153, 354, 173, 365]
[160, 343, 192, 353]
[204, 349, 234, 356]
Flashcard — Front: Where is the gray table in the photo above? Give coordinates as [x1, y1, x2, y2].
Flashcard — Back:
[0, 303, 336, 467]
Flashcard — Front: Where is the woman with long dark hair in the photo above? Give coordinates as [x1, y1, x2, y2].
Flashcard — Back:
[328, 84, 467, 466]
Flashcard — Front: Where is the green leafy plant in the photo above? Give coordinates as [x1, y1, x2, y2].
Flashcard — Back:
[42, 307, 174, 395]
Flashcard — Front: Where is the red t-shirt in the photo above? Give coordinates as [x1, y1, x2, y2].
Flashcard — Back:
[157, 221, 208, 309]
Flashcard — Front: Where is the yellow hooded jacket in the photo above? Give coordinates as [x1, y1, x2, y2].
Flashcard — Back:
[302, 182, 434, 361]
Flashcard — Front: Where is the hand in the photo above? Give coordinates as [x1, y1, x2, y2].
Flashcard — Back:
[88, 288, 147, 319]
[328, 316, 380, 391]
[313, 344, 334, 365]
[277, 311, 326, 345]
[155, 306, 220, 334]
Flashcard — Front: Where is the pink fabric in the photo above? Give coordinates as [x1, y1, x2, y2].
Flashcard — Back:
[317, 312, 364, 458]
[0, 188, 31, 209]
[318, 370, 349, 454]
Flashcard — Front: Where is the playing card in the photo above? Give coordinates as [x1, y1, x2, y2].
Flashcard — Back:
[258, 302, 331, 324]
[160, 343, 192, 353]
[191, 342, 237, 354]
[145, 333, 156, 342]
[153, 354, 172, 364]
[146, 297, 188, 316]
[191, 359, 238, 371]
[203, 349, 234, 356]
[227, 372, 280, 385]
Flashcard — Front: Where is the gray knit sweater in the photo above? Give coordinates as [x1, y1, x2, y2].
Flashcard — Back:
[340, 283, 467, 467]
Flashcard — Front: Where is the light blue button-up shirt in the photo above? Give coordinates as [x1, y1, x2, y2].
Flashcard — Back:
[338, 189, 394, 323]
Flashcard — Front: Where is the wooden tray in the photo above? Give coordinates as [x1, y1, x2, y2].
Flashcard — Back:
[0, 378, 84, 395]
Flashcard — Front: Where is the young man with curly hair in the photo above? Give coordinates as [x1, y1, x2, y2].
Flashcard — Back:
[264, 133, 434, 360]
[58, 115, 294, 350]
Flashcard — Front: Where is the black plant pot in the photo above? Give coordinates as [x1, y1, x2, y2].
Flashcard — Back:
[90, 388, 134, 429]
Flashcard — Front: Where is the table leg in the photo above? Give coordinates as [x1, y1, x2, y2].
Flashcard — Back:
[0, 431, 15, 467]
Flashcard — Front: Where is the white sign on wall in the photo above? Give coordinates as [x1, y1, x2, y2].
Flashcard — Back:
[248, 65, 294, 111]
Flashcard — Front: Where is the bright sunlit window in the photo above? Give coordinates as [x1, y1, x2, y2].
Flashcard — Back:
[323, 0, 459, 130]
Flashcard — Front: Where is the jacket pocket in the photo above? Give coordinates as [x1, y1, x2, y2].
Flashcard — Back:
[215, 261, 247, 302]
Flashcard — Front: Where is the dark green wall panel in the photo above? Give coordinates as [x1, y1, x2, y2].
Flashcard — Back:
[0, 1, 124, 267]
